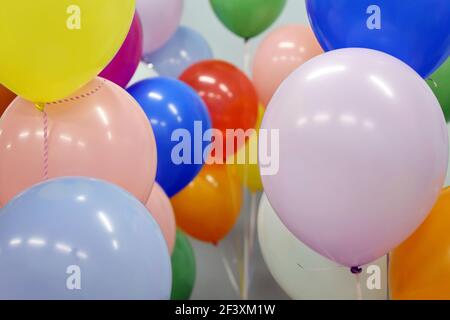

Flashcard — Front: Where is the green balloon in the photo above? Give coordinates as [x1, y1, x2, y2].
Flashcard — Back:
[171, 230, 196, 300]
[428, 58, 450, 122]
[210, 0, 287, 39]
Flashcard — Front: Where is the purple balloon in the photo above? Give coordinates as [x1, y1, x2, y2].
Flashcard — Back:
[137, 0, 183, 55]
[261, 48, 448, 268]
[99, 14, 143, 88]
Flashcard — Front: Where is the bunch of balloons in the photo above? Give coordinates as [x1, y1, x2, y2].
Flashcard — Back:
[1, 0, 448, 301]
[0, 0, 185, 300]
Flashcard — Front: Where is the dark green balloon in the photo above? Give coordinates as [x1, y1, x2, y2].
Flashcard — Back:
[428, 58, 450, 122]
[210, 0, 287, 39]
[171, 230, 196, 300]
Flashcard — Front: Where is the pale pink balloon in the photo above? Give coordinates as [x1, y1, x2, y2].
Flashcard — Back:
[145, 183, 176, 253]
[261, 48, 448, 268]
[137, 0, 183, 55]
[0, 77, 157, 205]
[252, 24, 323, 106]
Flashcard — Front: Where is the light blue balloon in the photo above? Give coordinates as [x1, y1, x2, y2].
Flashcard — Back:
[143, 26, 213, 78]
[0, 177, 172, 300]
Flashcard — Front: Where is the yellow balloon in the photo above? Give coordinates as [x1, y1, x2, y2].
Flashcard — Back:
[0, 1, 135, 103]
[232, 105, 265, 192]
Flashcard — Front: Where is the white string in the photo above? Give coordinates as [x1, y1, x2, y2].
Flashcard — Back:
[243, 40, 252, 76]
[297, 263, 344, 272]
[355, 273, 363, 300]
[218, 244, 240, 297]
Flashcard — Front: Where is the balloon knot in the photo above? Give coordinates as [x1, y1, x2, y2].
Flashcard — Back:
[35, 103, 45, 112]
[212, 241, 219, 247]
[351, 266, 363, 274]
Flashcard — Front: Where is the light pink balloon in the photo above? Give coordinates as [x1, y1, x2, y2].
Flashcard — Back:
[0, 77, 157, 205]
[261, 48, 448, 268]
[137, 0, 183, 55]
[252, 25, 323, 106]
[145, 183, 176, 253]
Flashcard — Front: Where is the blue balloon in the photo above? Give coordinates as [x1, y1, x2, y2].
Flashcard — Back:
[143, 26, 213, 78]
[306, 0, 450, 78]
[0, 177, 171, 300]
[127, 78, 212, 197]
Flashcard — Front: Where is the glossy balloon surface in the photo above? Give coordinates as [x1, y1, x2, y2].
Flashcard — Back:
[0, 78, 157, 205]
[306, 0, 450, 78]
[0, 177, 171, 300]
[127, 77, 211, 197]
[261, 48, 448, 267]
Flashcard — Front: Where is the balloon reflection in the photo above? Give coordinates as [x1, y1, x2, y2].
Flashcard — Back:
[0, 177, 171, 299]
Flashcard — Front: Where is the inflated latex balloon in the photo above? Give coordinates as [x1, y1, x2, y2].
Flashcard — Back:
[252, 24, 323, 106]
[209, 0, 287, 39]
[0, 177, 171, 300]
[127, 78, 212, 197]
[428, 58, 450, 122]
[390, 187, 450, 300]
[306, 0, 450, 78]
[171, 164, 242, 244]
[0, 0, 135, 102]
[137, 0, 183, 55]
[143, 26, 213, 78]
[0, 85, 15, 116]
[232, 105, 265, 193]
[171, 230, 196, 300]
[99, 13, 143, 88]
[261, 48, 448, 268]
[0, 78, 157, 206]
[258, 195, 387, 300]
[180, 60, 258, 159]
[146, 183, 177, 253]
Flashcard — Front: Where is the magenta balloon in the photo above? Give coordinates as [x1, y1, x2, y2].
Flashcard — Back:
[137, 0, 183, 55]
[99, 14, 143, 88]
[261, 48, 448, 268]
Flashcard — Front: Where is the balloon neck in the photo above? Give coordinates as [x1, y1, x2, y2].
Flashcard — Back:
[35, 102, 46, 112]
[350, 266, 362, 274]
[212, 241, 219, 247]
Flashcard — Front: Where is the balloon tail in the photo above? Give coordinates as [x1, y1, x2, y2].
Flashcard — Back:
[428, 78, 438, 88]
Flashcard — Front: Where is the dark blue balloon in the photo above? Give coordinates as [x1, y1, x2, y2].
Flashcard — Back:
[0, 177, 171, 300]
[306, 0, 450, 78]
[127, 78, 212, 197]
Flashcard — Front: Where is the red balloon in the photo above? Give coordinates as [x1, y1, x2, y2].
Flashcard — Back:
[180, 60, 258, 159]
[0, 84, 16, 117]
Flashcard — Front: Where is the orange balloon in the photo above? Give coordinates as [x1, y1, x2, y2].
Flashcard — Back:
[170, 164, 242, 244]
[179, 60, 259, 159]
[390, 187, 450, 300]
[0, 84, 16, 116]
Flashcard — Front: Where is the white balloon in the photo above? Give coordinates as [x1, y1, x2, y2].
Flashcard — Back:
[258, 194, 388, 300]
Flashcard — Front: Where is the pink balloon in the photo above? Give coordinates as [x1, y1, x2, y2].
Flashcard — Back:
[261, 48, 448, 268]
[137, 0, 183, 55]
[99, 13, 143, 88]
[0, 77, 157, 205]
[252, 25, 323, 106]
[145, 183, 176, 253]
